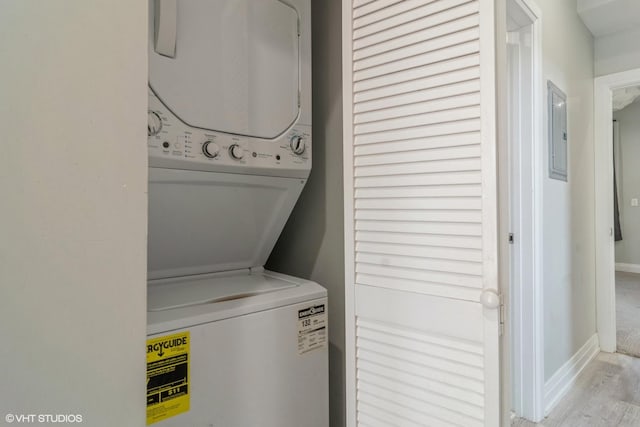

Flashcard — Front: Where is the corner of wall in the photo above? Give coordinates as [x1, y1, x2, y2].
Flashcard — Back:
[543, 334, 600, 415]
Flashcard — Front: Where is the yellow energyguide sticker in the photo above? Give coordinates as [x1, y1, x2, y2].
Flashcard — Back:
[146, 331, 190, 425]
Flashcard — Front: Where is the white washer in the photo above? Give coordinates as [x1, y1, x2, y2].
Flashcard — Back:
[146, 1, 327, 425]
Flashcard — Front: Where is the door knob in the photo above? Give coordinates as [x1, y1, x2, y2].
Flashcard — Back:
[480, 289, 500, 309]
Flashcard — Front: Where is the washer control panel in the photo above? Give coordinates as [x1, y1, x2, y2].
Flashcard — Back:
[148, 90, 311, 178]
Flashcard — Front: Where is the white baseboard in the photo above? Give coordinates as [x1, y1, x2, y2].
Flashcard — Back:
[543, 334, 600, 415]
[615, 263, 640, 274]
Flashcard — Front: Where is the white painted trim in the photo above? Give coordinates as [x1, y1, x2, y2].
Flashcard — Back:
[479, 1, 501, 425]
[543, 334, 600, 415]
[341, 0, 356, 425]
[615, 263, 640, 274]
[594, 68, 640, 353]
[497, 2, 512, 424]
[528, 0, 546, 420]
[496, 1, 511, 423]
[500, 0, 545, 422]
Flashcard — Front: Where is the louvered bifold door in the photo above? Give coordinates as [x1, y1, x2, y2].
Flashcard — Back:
[342, 0, 500, 426]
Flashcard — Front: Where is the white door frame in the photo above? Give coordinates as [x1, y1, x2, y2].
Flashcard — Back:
[594, 68, 640, 352]
[500, 0, 545, 422]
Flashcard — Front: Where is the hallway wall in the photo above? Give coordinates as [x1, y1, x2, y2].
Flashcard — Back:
[537, 0, 597, 382]
[614, 101, 640, 265]
[0, 1, 148, 424]
[266, 0, 345, 425]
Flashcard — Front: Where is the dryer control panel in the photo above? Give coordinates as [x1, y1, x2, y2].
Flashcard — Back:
[148, 89, 311, 179]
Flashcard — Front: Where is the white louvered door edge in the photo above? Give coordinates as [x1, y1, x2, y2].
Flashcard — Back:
[342, 0, 501, 426]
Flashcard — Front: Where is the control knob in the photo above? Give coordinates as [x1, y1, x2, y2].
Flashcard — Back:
[290, 135, 306, 155]
[148, 111, 162, 136]
[229, 144, 244, 160]
[202, 140, 220, 158]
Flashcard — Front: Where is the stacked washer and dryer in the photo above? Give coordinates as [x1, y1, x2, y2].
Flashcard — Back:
[145, 1, 327, 426]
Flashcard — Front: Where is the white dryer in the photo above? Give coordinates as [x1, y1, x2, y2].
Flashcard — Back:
[145, 1, 327, 426]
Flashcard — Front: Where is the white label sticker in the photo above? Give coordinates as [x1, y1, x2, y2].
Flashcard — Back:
[297, 304, 327, 354]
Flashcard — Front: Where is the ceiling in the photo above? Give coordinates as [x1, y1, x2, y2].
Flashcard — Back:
[613, 86, 640, 111]
[578, 0, 640, 37]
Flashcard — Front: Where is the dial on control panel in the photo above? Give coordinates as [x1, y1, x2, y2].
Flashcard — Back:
[148, 111, 162, 136]
[202, 140, 220, 158]
[290, 135, 306, 155]
[229, 144, 244, 160]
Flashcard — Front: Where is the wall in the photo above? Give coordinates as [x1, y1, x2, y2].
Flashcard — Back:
[538, 0, 597, 381]
[595, 27, 640, 76]
[576, 0, 640, 76]
[614, 101, 640, 265]
[266, 0, 345, 425]
[0, 2, 148, 425]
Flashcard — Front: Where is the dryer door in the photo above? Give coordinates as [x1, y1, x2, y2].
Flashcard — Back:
[149, 0, 299, 140]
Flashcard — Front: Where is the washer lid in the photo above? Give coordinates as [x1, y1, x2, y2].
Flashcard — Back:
[147, 168, 306, 280]
[147, 271, 298, 312]
[149, 0, 300, 140]
[146, 270, 327, 335]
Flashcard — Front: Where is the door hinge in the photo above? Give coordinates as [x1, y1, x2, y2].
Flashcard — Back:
[499, 300, 506, 336]
[480, 289, 505, 336]
[508, 233, 514, 244]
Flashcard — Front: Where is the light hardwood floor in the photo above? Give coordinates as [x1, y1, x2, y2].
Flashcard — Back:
[513, 352, 640, 426]
[616, 272, 640, 357]
[513, 273, 640, 426]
